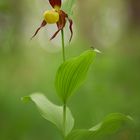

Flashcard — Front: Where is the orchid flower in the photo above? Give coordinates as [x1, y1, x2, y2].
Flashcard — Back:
[31, 0, 73, 42]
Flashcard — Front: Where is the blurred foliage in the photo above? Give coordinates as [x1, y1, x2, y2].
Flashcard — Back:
[0, 0, 140, 140]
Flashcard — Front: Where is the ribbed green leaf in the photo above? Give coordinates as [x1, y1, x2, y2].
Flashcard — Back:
[55, 50, 96, 102]
[62, 0, 77, 15]
[66, 113, 134, 140]
[22, 93, 74, 136]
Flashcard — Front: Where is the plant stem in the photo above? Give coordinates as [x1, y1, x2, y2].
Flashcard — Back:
[61, 29, 65, 62]
[61, 29, 66, 139]
[63, 102, 66, 138]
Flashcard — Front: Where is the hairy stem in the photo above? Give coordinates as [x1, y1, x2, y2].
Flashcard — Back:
[61, 29, 65, 62]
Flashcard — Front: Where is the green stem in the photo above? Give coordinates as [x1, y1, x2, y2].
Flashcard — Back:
[61, 29, 65, 62]
[61, 29, 66, 139]
[63, 103, 66, 138]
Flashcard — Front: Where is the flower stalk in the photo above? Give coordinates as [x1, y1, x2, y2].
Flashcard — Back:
[61, 30, 66, 62]
[61, 29, 66, 139]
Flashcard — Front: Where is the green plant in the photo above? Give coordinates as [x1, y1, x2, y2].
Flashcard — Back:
[22, 0, 134, 140]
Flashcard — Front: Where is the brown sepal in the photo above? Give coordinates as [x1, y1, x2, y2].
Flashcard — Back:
[50, 10, 67, 40]
[68, 18, 73, 42]
[49, 0, 61, 8]
[31, 20, 47, 39]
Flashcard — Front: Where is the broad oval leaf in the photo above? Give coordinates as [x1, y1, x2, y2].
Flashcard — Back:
[62, 0, 77, 15]
[55, 50, 96, 103]
[66, 113, 134, 140]
[22, 93, 74, 136]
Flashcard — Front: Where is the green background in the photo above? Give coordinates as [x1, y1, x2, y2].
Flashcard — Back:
[0, 0, 140, 139]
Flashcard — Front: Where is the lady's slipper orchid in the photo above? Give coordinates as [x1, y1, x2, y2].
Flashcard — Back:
[32, 0, 73, 42]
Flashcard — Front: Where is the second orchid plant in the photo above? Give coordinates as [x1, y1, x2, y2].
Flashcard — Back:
[23, 0, 134, 140]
